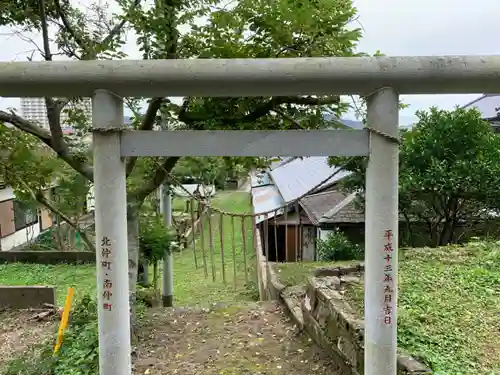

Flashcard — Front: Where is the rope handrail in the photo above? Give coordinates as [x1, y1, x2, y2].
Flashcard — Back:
[156, 156, 356, 218]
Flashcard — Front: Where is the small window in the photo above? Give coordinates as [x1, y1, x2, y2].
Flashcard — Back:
[13, 200, 38, 231]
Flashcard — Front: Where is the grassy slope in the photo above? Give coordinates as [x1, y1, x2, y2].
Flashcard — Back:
[170, 190, 256, 305]
[345, 242, 500, 374]
[274, 242, 500, 374]
[274, 260, 359, 287]
[0, 191, 254, 307]
[0, 263, 95, 305]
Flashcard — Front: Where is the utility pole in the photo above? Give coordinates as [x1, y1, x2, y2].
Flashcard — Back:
[161, 183, 174, 307]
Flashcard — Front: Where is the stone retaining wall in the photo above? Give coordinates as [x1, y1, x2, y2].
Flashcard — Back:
[263, 262, 431, 375]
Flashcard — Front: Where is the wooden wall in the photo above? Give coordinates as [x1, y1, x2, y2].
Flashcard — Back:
[0, 200, 15, 237]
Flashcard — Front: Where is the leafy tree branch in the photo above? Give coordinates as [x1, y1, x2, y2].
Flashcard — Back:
[34, 185, 95, 251]
[0, 111, 94, 181]
[178, 95, 341, 126]
[329, 107, 500, 246]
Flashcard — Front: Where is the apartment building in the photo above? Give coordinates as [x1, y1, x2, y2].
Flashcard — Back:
[20, 97, 92, 130]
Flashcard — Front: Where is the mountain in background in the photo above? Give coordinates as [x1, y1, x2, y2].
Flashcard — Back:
[324, 113, 415, 130]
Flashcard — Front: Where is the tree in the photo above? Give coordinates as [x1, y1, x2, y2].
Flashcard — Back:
[329, 107, 500, 247]
[0, 0, 364, 325]
[172, 156, 265, 189]
[0, 124, 94, 250]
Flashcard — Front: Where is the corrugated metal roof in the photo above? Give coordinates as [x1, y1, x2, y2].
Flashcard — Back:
[251, 184, 285, 224]
[270, 157, 296, 170]
[462, 94, 500, 119]
[269, 157, 351, 203]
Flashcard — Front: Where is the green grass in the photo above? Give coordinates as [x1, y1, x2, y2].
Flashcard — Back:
[172, 196, 199, 213]
[0, 263, 95, 305]
[274, 260, 359, 287]
[0, 191, 254, 307]
[273, 242, 500, 374]
[345, 242, 500, 375]
[171, 190, 256, 305]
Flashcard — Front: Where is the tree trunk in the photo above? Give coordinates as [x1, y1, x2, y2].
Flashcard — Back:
[55, 220, 65, 251]
[439, 219, 455, 246]
[126, 206, 140, 337]
[402, 211, 414, 247]
[153, 261, 159, 290]
[427, 220, 440, 248]
[141, 259, 150, 286]
[439, 198, 459, 246]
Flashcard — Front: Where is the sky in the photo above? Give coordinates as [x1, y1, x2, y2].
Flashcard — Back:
[0, 0, 498, 126]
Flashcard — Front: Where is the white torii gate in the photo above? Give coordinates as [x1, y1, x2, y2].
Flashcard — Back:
[1, 56, 500, 375]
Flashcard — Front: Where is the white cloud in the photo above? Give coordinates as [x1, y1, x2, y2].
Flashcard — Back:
[1, 0, 497, 122]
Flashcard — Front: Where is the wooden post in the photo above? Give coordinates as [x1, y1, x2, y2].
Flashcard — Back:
[241, 216, 248, 283]
[219, 213, 226, 284]
[207, 207, 216, 282]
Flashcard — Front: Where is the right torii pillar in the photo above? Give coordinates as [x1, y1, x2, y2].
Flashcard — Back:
[364, 87, 399, 375]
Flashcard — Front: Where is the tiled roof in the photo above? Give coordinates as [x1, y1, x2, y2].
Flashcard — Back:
[299, 190, 364, 225]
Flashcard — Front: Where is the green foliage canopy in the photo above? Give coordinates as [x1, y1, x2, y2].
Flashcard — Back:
[329, 107, 500, 246]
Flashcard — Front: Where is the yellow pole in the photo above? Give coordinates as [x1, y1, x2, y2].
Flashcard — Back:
[53, 287, 75, 354]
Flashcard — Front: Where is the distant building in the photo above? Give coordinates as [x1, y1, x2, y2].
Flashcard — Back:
[20, 98, 137, 134]
[20, 97, 92, 130]
[462, 94, 500, 133]
[0, 184, 54, 251]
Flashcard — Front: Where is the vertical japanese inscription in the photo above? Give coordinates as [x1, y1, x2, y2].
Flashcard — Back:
[383, 229, 394, 325]
[101, 236, 113, 312]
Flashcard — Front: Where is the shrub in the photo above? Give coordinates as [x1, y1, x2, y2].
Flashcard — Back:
[139, 218, 175, 262]
[139, 218, 176, 287]
[316, 228, 363, 261]
[4, 295, 146, 375]
[4, 295, 98, 375]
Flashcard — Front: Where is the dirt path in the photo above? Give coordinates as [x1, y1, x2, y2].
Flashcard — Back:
[0, 310, 55, 372]
[133, 301, 339, 375]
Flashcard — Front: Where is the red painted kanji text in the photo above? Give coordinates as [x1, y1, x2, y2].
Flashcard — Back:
[101, 236, 113, 312]
[382, 229, 394, 325]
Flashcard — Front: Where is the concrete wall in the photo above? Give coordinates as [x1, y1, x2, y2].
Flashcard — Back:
[0, 286, 56, 309]
[2, 224, 41, 251]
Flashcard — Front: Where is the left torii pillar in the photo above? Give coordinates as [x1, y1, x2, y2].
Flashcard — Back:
[92, 89, 132, 375]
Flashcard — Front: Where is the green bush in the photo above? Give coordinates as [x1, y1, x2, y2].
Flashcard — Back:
[139, 218, 175, 262]
[316, 228, 363, 261]
[4, 295, 98, 375]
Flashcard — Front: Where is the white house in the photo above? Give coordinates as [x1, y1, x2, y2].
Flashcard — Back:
[0, 185, 53, 251]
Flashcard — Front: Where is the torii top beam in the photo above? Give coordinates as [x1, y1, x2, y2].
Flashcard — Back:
[0, 55, 499, 98]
